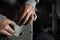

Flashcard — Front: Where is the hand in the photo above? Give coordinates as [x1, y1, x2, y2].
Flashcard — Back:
[18, 4, 37, 25]
[0, 18, 16, 36]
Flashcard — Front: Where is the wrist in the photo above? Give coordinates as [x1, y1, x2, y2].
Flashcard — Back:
[25, 0, 36, 8]
[0, 14, 6, 21]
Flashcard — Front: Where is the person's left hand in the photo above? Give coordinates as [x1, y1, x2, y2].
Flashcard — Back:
[18, 4, 37, 25]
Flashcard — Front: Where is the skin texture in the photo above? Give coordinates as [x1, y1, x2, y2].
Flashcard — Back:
[18, 4, 37, 25]
[0, 18, 16, 36]
[0, 4, 37, 36]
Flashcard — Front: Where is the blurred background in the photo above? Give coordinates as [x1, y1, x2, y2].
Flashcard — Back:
[33, 0, 60, 40]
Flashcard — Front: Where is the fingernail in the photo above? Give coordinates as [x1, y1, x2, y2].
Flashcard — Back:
[9, 34, 12, 36]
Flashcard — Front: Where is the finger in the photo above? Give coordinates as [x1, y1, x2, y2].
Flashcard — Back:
[7, 19, 16, 26]
[32, 14, 34, 22]
[26, 14, 33, 24]
[21, 13, 31, 25]
[1, 29, 12, 36]
[18, 10, 27, 24]
[33, 13, 37, 21]
[4, 25, 15, 34]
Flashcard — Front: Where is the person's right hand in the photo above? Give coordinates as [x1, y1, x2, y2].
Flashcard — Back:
[0, 18, 16, 36]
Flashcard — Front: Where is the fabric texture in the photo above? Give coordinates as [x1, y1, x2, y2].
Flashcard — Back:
[0, 0, 39, 40]
[0, 14, 6, 21]
[4, 0, 40, 8]
[25, 0, 40, 8]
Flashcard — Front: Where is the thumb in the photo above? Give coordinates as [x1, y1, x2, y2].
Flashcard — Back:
[7, 19, 16, 26]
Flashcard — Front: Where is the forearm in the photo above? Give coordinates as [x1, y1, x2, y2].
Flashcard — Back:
[25, 0, 40, 8]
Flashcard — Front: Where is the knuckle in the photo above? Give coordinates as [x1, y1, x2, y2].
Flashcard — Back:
[4, 26, 8, 30]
